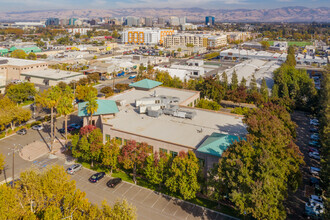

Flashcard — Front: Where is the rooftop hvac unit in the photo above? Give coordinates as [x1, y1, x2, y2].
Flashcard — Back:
[147, 109, 162, 118]
[0, 59, 9, 64]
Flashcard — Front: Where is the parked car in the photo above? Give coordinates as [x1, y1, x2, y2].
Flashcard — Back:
[66, 164, 82, 175]
[309, 141, 321, 148]
[310, 127, 318, 132]
[69, 123, 81, 130]
[310, 195, 323, 206]
[88, 172, 106, 183]
[309, 152, 320, 160]
[128, 75, 136, 79]
[310, 167, 321, 176]
[311, 133, 320, 141]
[308, 147, 319, 153]
[32, 125, 43, 131]
[58, 128, 65, 134]
[310, 177, 320, 186]
[310, 119, 319, 126]
[305, 201, 324, 217]
[16, 128, 27, 135]
[106, 178, 122, 188]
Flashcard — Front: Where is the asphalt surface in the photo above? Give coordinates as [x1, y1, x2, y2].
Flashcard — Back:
[0, 113, 237, 220]
[286, 111, 321, 219]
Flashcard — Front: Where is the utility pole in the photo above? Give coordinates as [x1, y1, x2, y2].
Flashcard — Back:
[9, 144, 22, 187]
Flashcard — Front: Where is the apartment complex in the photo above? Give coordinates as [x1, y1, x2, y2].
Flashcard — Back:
[121, 28, 176, 45]
[164, 34, 227, 48]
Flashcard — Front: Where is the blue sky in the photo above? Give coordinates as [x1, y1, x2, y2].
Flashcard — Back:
[0, 0, 328, 12]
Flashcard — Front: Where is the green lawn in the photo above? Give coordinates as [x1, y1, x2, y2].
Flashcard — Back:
[267, 41, 312, 47]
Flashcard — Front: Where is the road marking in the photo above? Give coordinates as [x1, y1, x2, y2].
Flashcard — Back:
[150, 194, 161, 208]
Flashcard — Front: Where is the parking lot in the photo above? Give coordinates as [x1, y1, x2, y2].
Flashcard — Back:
[66, 166, 237, 220]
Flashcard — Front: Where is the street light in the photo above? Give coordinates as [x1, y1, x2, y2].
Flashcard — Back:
[8, 144, 23, 187]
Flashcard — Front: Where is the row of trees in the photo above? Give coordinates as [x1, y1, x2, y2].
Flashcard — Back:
[71, 126, 201, 200]
[208, 103, 303, 219]
[272, 46, 318, 111]
[0, 165, 136, 219]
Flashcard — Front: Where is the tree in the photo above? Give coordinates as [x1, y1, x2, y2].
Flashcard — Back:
[100, 86, 114, 98]
[0, 165, 136, 219]
[0, 96, 31, 130]
[249, 74, 258, 93]
[75, 85, 97, 101]
[240, 77, 247, 88]
[260, 78, 269, 102]
[118, 140, 149, 184]
[144, 151, 169, 189]
[36, 86, 61, 151]
[5, 82, 36, 104]
[111, 30, 119, 38]
[271, 84, 279, 98]
[27, 52, 37, 60]
[57, 86, 74, 145]
[86, 98, 98, 125]
[74, 32, 81, 39]
[72, 128, 103, 167]
[221, 72, 228, 91]
[115, 83, 130, 92]
[0, 153, 4, 174]
[212, 105, 304, 219]
[196, 99, 221, 111]
[260, 41, 270, 50]
[165, 151, 200, 200]
[101, 139, 120, 174]
[231, 70, 238, 90]
[177, 48, 182, 52]
[11, 49, 27, 59]
[186, 43, 194, 47]
[87, 73, 100, 84]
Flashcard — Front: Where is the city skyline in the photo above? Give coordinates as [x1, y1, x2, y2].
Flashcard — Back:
[0, 0, 329, 12]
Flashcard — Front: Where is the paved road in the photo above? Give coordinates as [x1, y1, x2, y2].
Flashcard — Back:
[0, 115, 237, 220]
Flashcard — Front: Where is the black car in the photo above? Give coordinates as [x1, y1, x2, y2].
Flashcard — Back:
[58, 128, 65, 134]
[310, 127, 318, 132]
[16, 128, 27, 135]
[106, 178, 122, 188]
[88, 172, 106, 183]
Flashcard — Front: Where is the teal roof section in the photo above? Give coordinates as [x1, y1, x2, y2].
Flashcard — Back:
[129, 79, 162, 90]
[78, 99, 119, 117]
[197, 133, 244, 157]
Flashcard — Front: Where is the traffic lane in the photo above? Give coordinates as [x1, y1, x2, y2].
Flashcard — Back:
[66, 165, 237, 220]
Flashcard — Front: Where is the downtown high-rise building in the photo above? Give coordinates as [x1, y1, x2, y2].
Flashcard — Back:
[205, 16, 215, 26]
[145, 17, 153, 27]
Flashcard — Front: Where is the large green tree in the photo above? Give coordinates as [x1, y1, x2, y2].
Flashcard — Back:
[101, 139, 120, 174]
[165, 151, 200, 200]
[57, 86, 74, 145]
[0, 165, 136, 219]
[144, 151, 169, 189]
[6, 82, 36, 104]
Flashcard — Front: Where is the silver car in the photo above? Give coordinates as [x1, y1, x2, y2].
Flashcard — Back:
[32, 125, 43, 131]
[66, 164, 82, 175]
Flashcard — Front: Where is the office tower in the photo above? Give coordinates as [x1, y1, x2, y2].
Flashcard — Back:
[45, 18, 59, 26]
[145, 17, 153, 27]
[205, 16, 215, 26]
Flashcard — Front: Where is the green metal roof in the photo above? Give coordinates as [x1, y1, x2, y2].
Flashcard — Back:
[129, 79, 162, 90]
[78, 99, 119, 117]
[197, 133, 244, 157]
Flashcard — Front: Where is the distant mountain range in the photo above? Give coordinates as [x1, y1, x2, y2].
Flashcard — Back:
[0, 7, 329, 22]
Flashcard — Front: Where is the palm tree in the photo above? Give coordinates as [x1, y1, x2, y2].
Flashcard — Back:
[35, 86, 61, 152]
[57, 86, 74, 145]
[86, 98, 98, 125]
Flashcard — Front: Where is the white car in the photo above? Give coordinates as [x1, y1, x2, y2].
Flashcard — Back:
[32, 125, 43, 131]
[309, 195, 323, 207]
[309, 152, 320, 160]
[310, 167, 321, 176]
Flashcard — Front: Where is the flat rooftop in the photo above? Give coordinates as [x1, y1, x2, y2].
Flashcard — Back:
[109, 87, 198, 106]
[21, 69, 85, 81]
[0, 57, 46, 66]
[105, 87, 246, 148]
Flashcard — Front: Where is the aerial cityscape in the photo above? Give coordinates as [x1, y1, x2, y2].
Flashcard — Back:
[0, 0, 329, 219]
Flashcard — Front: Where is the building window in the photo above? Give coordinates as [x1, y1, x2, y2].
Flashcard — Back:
[115, 137, 122, 145]
[170, 151, 178, 158]
[159, 148, 168, 154]
[106, 134, 111, 142]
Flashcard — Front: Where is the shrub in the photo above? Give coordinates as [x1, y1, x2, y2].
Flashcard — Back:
[231, 107, 252, 115]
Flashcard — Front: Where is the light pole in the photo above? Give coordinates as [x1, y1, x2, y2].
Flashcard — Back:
[8, 144, 23, 187]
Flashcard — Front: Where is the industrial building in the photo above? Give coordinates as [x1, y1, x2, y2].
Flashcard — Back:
[121, 28, 176, 45]
[9, 45, 42, 54]
[164, 34, 227, 48]
[218, 59, 281, 92]
[78, 79, 246, 169]
[220, 48, 328, 65]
